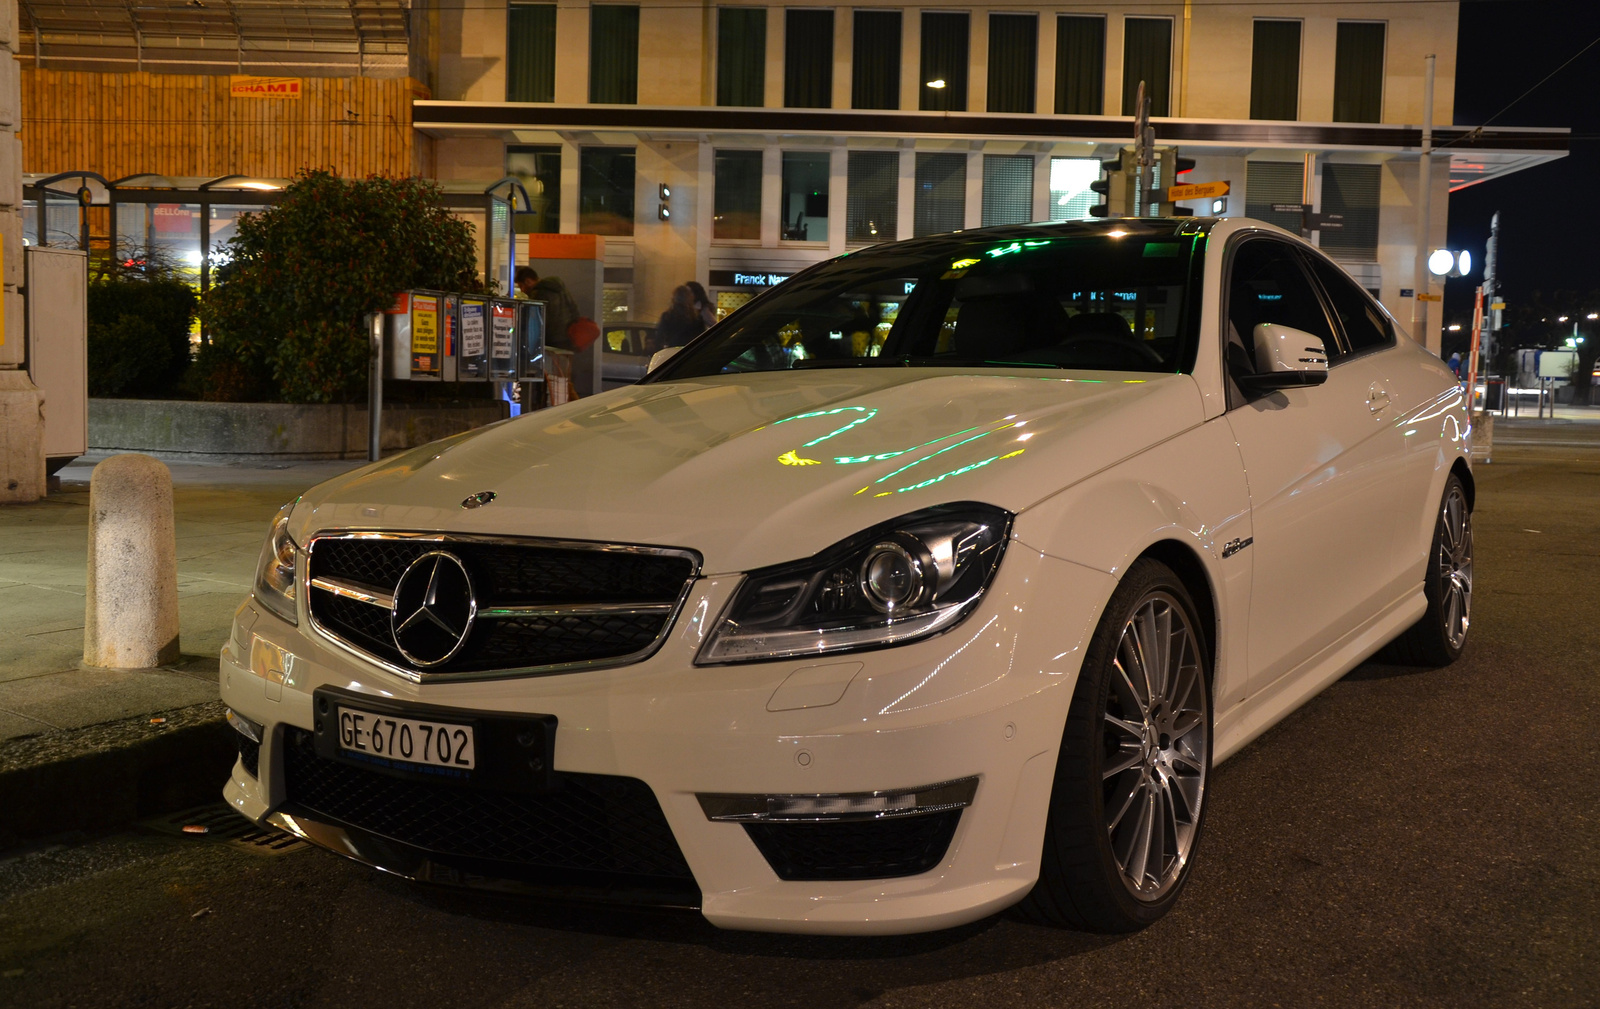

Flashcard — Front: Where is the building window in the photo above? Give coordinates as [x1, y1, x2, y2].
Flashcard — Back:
[1244, 161, 1304, 234]
[589, 5, 639, 104]
[1055, 15, 1105, 115]
[506, 145, 561, 233]
[982, 155, 1033, 226]
[717, 7, 767, 107]
[1049, 157, 1100, 221]
[785, 9, 834, 108]
[579, 148, 635, 236]
[1121, 17, 1172, 117]
[988, 14, 1037, 114]
[1250, 20, 1301, 120]
[920, 12, 969, 112]
[781, 151, 830, 242]
[507, 4, 556, 103]
[913, 153, 965, 238]
[1333, 22, 1386, 123]
[846, 151, 898, 243]
[713, 150, 763, 241]
[852, 11, 901, 110]
[1319, 163, 1381, 260]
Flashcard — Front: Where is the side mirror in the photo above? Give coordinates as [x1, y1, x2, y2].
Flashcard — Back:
[1238, 323, 1330, 392]
[647, 347, 681, 373]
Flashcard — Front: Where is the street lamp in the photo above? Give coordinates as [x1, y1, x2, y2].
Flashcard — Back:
[1427, 249, 1472, 278]
[925, 79, 947, 90]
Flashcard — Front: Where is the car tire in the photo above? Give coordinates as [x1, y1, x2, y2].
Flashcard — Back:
[1383, 474, 1473, 667]
[1017, 558, 1212, 933]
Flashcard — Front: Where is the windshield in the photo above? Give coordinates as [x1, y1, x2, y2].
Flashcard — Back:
[652, 226, 1205, 380]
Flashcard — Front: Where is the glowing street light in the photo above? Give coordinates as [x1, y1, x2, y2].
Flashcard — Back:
[925, 79, 947, 89]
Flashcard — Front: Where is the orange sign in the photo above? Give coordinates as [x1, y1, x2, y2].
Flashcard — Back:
[526, 233, 606, 261]
[1167, 180, 1230, 203]
[230, 76, 302, 99]
[1418, 293, 1443, 303]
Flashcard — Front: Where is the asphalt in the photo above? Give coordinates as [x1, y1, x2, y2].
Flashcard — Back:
[0, 418, 1596, 1007]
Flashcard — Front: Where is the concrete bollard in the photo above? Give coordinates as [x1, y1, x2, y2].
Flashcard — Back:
[84, 453, 180, 668]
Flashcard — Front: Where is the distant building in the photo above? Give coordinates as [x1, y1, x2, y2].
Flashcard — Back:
[17, 2, 1568, 352]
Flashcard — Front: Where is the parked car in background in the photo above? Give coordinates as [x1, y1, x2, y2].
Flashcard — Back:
[224, 218, 1472, 935]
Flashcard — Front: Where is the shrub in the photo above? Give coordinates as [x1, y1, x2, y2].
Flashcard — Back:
[198, 170, 490, 403]
[85, 279, 198, 397]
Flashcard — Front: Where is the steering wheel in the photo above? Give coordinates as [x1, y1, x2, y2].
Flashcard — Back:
[1055, 334, 1166, 368]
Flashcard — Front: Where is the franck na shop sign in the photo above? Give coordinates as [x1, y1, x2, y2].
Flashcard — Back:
[230, 76, 303, 99]
[713, 270, 794, 289]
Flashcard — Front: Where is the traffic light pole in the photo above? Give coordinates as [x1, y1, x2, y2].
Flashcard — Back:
[1413, 54, 1437, 351]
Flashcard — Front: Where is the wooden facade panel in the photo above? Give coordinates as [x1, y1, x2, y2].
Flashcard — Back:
[20, 69, 416, 180]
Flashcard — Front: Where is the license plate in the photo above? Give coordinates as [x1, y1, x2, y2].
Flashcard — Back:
[336, 706, 475, 770]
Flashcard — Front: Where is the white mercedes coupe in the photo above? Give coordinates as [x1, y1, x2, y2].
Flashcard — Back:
[223, 218, 1474, 935]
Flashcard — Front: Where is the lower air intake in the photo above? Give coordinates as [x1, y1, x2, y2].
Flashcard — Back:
[743, 810, 963, 881]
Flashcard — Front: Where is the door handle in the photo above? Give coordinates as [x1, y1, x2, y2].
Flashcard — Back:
[1368, 384, 1390, 413]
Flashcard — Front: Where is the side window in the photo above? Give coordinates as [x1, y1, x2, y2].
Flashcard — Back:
[1224, 238, 1338, 393]
[1303, 254, 1395, 357]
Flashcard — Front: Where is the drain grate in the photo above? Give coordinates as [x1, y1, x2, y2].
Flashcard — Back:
[142, 803, 309, 857]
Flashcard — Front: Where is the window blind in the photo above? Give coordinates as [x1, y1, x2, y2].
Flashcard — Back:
[1121, 17, 1172, 117]
[852, 11, 901, 110]
[785, 9, 834, 108]
[589, 5, 639, 105]
[847, 151, 899, 243]
[717, 8, 767, 107]
[507, 4, 556, 103]
[920, 12, 969, 111]
[1250, 20, 1301, 120]
[987, 14, 1037, 114]
[1244, 161, 1305, 234]
[983, 155, 1034, 226]
[914, 153, 965, 238]
[1333, 22, 1386, 123]
[1055, 16, 1105, 116]
[1319, 163, 1381, 261]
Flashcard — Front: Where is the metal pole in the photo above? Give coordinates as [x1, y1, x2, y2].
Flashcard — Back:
[368, 312, 383, 462]
[1413, 54, 1436, 350]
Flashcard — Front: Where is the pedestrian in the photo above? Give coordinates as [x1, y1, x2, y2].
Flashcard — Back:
[1448, 351, 1462, 378]
[654, 284, 706, 349]
[514, 265, 540, 301]
[686, 281, 718, 329]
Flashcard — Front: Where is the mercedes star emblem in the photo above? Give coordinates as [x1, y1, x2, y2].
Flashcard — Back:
[390, 551, 477, 667]
[461, 490, 496, 509]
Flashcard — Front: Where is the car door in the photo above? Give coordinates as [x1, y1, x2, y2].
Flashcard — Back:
[1299, 252, 1435, 602]
[1220, 236, 1398, 696]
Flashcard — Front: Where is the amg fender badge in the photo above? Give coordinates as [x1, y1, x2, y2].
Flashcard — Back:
[1221, 536, 1253, 559]
[460, 491, 497, 510]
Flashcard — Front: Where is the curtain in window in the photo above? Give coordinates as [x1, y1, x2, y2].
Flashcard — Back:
[1250, 20, 1301, 120]
[713, 150, 763, 240]
[1055, 16, 1104, 116]
[579, 148, 636, 236]
[986, 14, 1037, 113]
[1121, 17, 1172, 117]
[847, 151, 898, 243]
[717, 8, 767, 107]
[852, 11, 901, 110]
[920, 12, 969, 111]
[1333, 22, 1385, 123]
[785, 9, 834, 108]
[1320, 163, 1381, 260]
[507, 4, 556, 103]
[982, 155, 1033, 226]
[1244, 161, 1305, 234]
[914, 153, 965, 237]
[589, 5, 639, 104]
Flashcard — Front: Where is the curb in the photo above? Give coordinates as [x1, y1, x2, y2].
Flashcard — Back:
[0, 701, 236, 848]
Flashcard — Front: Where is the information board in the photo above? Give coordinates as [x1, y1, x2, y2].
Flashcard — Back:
[490, 301, 517, 379]
[457, 297, 489, 381]
[410, 293, 441, 378]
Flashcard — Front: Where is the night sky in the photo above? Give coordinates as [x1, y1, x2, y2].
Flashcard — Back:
[1445, 0, 1600, 326]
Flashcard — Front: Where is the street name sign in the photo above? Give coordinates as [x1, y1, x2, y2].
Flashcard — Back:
[1167, 181, 1229, 202]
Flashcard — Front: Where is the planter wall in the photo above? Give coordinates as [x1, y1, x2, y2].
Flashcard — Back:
[89, 399, 507, 461]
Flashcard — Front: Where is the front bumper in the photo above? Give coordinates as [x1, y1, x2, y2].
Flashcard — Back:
[221, 543, 1113, 935]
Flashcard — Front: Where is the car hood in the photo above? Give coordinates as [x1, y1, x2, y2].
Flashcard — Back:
[292, 369, 1205, 573]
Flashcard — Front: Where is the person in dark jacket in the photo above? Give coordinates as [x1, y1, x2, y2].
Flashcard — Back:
[686, 280, 718, 329]
[654, 285, 705, 349]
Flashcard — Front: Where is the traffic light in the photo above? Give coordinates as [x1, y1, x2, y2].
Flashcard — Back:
[1149, 149, 1199, 217]
[1090, 147, 1136, 218]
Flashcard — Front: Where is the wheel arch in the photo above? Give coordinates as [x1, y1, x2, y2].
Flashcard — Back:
[1450, 456, 1475, 511]
[1134, 539, 1220, 682]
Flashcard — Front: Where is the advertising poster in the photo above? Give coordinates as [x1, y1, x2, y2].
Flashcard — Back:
[460, 300, 486, 357]
[492, 302, 516, 377]
[411, 294, 440, 376]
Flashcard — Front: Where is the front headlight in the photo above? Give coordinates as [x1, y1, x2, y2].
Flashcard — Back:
[253, 500, 299, 625]
[698, 503, 1011, 664]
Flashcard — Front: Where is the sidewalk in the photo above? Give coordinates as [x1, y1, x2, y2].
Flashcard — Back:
[0, 455, 362, 843]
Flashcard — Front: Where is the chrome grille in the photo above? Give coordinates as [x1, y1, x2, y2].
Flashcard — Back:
[305, 533, 700, 682]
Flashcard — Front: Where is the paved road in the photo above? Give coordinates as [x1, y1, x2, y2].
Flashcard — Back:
[2, 426, 1596, 1009]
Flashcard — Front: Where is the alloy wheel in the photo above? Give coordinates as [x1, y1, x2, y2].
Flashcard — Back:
[1439, 484, 1473, 650]
[1101, 591, 1209, 901]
